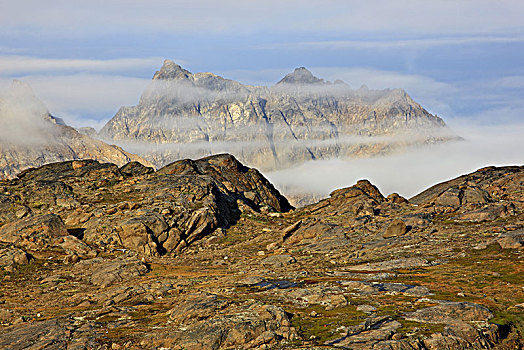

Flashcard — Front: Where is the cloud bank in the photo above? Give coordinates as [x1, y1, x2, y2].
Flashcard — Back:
[0, 81, 57, 146]
[2, 1, 523, 37]
[265, 121, 524, 201]
[0, 56, 163, 75]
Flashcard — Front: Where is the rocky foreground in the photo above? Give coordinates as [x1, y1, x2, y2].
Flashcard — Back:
[0, 155, 522, 349]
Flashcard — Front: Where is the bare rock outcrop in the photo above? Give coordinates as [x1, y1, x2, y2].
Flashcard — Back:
[1, 154, 291, 257]
[0, 161, 522, 349]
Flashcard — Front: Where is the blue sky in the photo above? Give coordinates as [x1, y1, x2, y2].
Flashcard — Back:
[1, 0, 523, 131]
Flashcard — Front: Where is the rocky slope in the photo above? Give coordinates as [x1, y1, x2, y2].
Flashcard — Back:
[100, 60, 456, 171]
[0, 155, 522, 349]
[0, 80, 151, 179]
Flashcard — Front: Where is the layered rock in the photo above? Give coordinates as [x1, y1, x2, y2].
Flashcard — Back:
[0, 80, 151, 179]
[100, 60, 457, 171]
[410, 165, 523, 219]
[0, 154, 291, 258]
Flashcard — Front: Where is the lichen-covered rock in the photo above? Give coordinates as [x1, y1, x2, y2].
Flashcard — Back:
[73, 256, 149, 288]
[348, 258, 431, 272]
[326, 316, 402, 348]
[55, 235, 95, 257]
[403, 300, 493, 324]
[158, 153, 293, 212]
[167, 293, 229, 324]
[119, 161, 154, 177]
[0, 214, 68, 249]
[0, 318, 71, 349]
[149, 302, 297, 349]
[456, 204, 513, 222]
[496, 229, 524, 249]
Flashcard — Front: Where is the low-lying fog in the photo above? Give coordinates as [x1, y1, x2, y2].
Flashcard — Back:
[265, 121, 524, 200]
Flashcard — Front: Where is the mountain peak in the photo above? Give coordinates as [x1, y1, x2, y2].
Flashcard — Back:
[277, 67, 325, 85]
[152, 59, 192, 80]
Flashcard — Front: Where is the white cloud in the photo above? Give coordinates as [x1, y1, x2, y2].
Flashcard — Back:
[0, 56, 164, 76]
[0, 46, 28, 54]
[253, 35, 524, 51]
[0, 74, 151, 129]
[306, 0, 524, 36]
[0, 81, 57, 146]
[483, 75, 524, 90]
[313, 67, 460, 117]
[265, 121, 524, 200]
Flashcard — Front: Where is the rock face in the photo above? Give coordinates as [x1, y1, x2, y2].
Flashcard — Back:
[0, 161, 522, 349]
[410, 165, 523, 218]
[0, 155, 291, 258]
[100, 60, 456, 171]
[0, 80, 151, 179]
[0, 214, 68, 250]
[403, 300, 493, 324]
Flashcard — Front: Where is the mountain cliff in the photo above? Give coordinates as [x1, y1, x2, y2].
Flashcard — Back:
[0, 81, 151, 179]
[100, 60, 456, 170]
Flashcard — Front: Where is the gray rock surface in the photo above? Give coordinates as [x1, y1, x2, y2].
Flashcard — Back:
[74, 256, 149, 287]
[0, 247, 31, 272]
[496, 229, 524, 249]
[347, 258, 431, 271]
[403, 300, 493, 324]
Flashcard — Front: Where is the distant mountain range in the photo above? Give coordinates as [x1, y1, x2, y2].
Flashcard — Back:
[0, 81, 151, 179]
[0, 61, 458, 179]
[100, 60, 457, 170]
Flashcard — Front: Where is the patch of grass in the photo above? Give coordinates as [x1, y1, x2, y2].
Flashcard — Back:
[289, 304, 367, 344]
[30, 201, 46, 209]
[490, 309, 524, 330]
[96, 314, 122, 322]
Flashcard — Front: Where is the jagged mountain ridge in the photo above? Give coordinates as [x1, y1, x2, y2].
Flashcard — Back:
[0, 81, 151, 179]
[100, 60, 455, 171]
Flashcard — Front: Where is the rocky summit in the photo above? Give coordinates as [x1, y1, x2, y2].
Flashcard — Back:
[99, 60, 457, 171]
[0, 154, 522, 349]
[0, 80, 151, 179]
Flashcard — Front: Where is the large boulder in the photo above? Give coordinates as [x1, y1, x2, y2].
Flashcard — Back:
[73, 256, 149, 288]
[158, 154, 293, 212]
[117, 212, 170, 256]
[383, 219, 409, 238]
[0, 214, 68, 250]
[0, 247, 31, 272]
[403, 300, 493, 324]
[496, 229, 524, 249]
